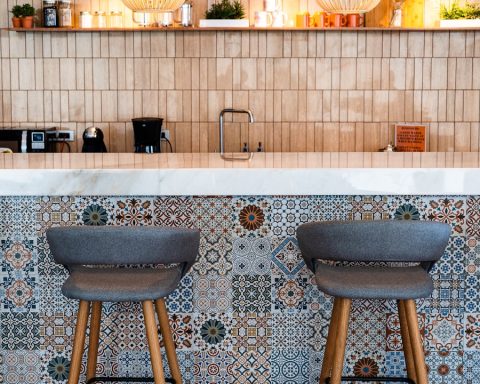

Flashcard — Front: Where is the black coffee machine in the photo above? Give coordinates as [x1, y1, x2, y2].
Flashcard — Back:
[82, 127, 107, 153]
[132, 117, 163, 153]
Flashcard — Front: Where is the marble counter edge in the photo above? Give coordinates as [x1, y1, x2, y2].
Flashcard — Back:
[0, 168, 479, 196]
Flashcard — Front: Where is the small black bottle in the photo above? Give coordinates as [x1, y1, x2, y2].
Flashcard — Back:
[43, 0, 58, 27]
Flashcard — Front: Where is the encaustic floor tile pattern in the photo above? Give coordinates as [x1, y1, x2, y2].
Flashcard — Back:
[1, 194, 479, 383]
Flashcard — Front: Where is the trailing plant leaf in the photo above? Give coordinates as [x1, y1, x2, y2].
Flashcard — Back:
[205, 0, 245, 19]
[440, 1, 480, 19]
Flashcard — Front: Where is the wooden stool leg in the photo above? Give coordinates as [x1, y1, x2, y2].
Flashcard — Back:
[155, 298, 182, 384]
[397, 300, 417, 382]
[68, 300, 90, 384]
[404, 299, 428, 384]
[143, 300, 167, 384]
[86, 301, 102, 381]
[319, 298, 341, 384]
[329, 298, 352, 384]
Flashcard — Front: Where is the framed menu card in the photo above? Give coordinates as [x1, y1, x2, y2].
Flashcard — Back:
[394, 124, 427, 152]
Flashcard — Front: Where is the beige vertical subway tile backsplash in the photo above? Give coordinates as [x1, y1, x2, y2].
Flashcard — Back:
[1, 0, 480, 153]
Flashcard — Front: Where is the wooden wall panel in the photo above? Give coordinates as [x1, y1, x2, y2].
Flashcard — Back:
[0, 1, 478, 154]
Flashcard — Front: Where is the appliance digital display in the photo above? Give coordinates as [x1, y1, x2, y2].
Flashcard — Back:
[32, 132, 44, 142]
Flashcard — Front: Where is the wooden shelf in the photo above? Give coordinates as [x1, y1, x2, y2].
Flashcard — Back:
[4, 26, 480, 32]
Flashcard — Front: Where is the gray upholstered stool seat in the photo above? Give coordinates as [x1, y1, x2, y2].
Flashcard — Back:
[62, 266, 183, 302]
[47, 226, 200, 384]
[314, 264, 433, 300]
[297, 220, 451, 384]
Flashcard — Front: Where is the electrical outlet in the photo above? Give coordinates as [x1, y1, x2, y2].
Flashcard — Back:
[47, 130, 75, 142]
[161, 129, 170, 140]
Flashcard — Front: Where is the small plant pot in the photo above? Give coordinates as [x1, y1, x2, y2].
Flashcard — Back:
[21, 16, 34, 28]
[12, 17, 22, 28]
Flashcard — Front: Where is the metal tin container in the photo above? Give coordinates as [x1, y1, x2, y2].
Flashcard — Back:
[178, 1, 192, 26]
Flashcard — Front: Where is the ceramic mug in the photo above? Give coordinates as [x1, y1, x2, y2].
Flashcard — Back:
[263, 0, 277, 12]
[313, 11, 329, 27]
[295, 12, 310, 28]
[255, 11, 273, 27]
[347, 13, 364, 27]
[330, 13, 346, 27]
[272, 11, 288, 27]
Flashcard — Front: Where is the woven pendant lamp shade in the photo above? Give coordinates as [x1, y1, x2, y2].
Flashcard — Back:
[316, 0, 381, 13]
[122, 0, 185, 13]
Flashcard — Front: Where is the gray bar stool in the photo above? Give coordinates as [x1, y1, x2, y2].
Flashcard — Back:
[46, 226, 200, 384]
[297, 220, 450, 384]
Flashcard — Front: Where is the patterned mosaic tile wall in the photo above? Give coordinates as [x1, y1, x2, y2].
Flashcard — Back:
[1, 194, 480, 383]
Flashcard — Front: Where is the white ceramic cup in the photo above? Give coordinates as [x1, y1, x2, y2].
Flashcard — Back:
[271, 11, 287, 27]
[263, 0, 277, 12]
[254, 11, 273, 27]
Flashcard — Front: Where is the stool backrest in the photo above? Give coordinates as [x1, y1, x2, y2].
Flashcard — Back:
[46, 226, 200, 275]
[297, 220, 451, 272]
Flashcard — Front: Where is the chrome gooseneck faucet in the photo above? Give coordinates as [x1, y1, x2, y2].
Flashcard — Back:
[219, 108, 254, 160]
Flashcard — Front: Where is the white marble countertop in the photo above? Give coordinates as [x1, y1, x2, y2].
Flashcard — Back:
[1, 168, 479, 196]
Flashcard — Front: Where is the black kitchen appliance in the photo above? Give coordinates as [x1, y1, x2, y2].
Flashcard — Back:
[0, 128, 55, 153]
[82, 127, 107, 153]
[132, 117, 163, 153]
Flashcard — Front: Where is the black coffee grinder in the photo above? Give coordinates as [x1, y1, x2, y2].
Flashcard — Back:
[132, 117, 163, 153]
[82, 127, 107, 153]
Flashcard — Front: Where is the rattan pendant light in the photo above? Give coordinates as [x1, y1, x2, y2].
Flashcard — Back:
[122, 0, 185, 13]
[316, 0, 381, 13]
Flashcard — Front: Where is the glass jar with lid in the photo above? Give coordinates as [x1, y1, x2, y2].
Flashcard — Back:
[43, 0, 58, 27]
[94, 11, 107, 28]
[79, 11, 93, 28]
[58, 0, 73, 27]
[110, 11, 123, 28]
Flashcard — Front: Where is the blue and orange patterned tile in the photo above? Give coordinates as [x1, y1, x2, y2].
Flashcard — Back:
[193, 197, 233, 241]
[232, 274, 270, 314]
[347, 305, 386, 352]
[343, 350, 385, 379]
[194, 236, 233, 276]
[271, 237, 304, 278]
[194, 271, 232, 313]
[167, 272, 194, 313]
[348, 195, 389, 221]
[233, 197, 271, 238]
[74, 196, 115, 226]
[464, 313, 480, 351]
[232, 312, 272, 354]
[271, 196, 310, 237]
[425, 350, 464, 384]
[231, 349, 271, 383]
[154, 196, 194, 228]
[464, 351, 480, 384]
[271, 347, 310, 384]
[426, 197, 466, 235]
[3, 350, 42, 384]
[193, 350, 234, 384]
[193, 312, 233, 352]
[466, 197, 480, 237]
[232, 236, 271, 276]
[388, 195, 428, 220]
[272, 313, 314, 348]
[34, 196, 76, 234]
[425, 313, 463, 352]
[113, 197, 154, 226]
[309, 195, 350, 222]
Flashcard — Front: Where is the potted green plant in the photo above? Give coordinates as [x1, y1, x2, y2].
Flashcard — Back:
[440, 1, 480, 27]
[10, 5, 23, 28]
[199, 0, 249, 27]
[20, 3, 35, 28]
